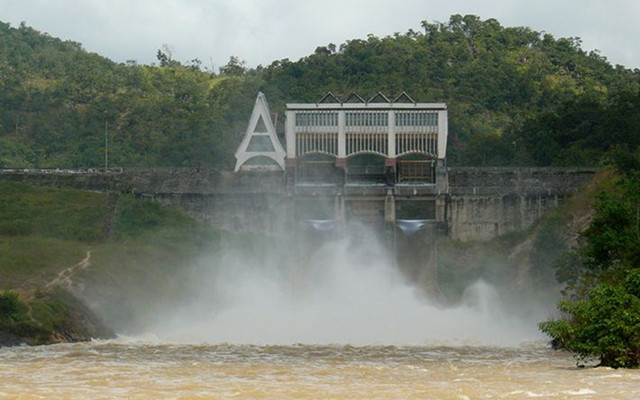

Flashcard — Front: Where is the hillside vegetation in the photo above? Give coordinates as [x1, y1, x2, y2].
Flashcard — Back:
[1, 16, 639, 169]
[540, 150, 640, 368]
[0, 181, 221, 344]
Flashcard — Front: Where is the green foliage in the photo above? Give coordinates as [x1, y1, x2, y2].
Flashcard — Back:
[0, 182, 220, 292]
[540, 276, 640, 368]
[542, 164, 640, 367]
[0, 291, 48, 343]
[0, 236, 86, 291]
[259, 15, 639, 166]
[29, 290, 69, 333]
[608, 145, 640, 176]
[0, 289, 98, 344]
[220, 56, 247, 76]
[110, 194, 218, 249]
[514, 92, 640, 166]
[584, 192, 636, 275]
[1, 17, 639, 169]
[530, 216, 568, 282]
[111, 195, 182, 239]
[0, 181, 106, 241]
[0, 21, 245, 169]
[0, 181, 101, 291]
[0, 291, 27, 325]
[0, 181, 225, 343]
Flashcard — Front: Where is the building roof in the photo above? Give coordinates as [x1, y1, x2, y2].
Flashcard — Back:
[287, 91, 446, 110]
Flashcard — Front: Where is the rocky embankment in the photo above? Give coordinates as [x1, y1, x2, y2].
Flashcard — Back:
[0, 332, 24, 347]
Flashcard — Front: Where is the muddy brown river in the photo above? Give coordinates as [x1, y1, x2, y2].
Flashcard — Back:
[1, 340, 639, 399]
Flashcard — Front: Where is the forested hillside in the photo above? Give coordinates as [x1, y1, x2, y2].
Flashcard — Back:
[0, 21, 249, 168]
[1, 15, 639, 169]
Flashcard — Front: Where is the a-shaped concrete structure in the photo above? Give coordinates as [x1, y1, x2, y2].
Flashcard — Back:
[234, 92, 286, 172]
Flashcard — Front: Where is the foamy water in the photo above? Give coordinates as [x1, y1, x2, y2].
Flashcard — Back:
[1, 340, 639, 399]
[140, 226, 549, 346]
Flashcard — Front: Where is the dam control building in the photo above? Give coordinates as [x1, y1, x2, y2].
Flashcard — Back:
[235, 91, 449, 229]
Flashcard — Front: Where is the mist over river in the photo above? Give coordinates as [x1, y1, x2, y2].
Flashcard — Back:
[2, 340, 639, 399]
[5, 226, 639, 398]
[132, 224, 552, 346]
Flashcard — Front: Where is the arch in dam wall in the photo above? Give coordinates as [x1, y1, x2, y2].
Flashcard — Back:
[0, 167, 596, 241]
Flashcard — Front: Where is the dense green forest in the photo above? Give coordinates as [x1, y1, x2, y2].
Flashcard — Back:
[1, 15, 639, 169]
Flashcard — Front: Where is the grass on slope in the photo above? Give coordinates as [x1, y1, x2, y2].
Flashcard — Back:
[0, 182, 219, 291]
[0, 181, 106, 242]
[0, 181, 107, 292]
[0, 181, 222, 343]
[0, 237, 86, 291]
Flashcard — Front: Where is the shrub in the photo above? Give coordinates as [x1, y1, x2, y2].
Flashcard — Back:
[0, 291, 28, 326]
[540, 269, 640, 368]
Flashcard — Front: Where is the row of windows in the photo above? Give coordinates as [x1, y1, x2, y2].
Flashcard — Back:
[346, 112, 388, 127]
[295, 112, 338, 127]
[294, 111, 439, 127]
[395, 112, 438, 127]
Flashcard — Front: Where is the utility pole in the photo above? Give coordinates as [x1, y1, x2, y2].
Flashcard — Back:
[104, 120, 108, 170]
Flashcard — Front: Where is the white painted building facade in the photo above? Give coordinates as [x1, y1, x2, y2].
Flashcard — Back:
[235, 92, 448, 185]
[284, 92, 448, 168]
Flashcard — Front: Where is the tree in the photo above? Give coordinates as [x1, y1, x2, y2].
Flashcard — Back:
[540, 273, 640, 368]
[2, 17, 640, 169]
[219, 56, 246, 76]
[540, 156, 640, 367]
[156, 44, 180, 67]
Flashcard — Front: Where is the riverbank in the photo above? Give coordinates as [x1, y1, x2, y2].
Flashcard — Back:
[0, 181, 220, 346]
[0, 289, 114, 347]
[0, 331, 23, 347]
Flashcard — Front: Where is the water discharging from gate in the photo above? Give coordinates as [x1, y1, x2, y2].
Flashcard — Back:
[143, 219, 549, 346]
[394, 219, 439, 296]
[396, 219, 428, 236]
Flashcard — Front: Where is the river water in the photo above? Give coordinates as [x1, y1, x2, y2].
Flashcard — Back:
[2, 340, 639, 399]
[4, 230, 640, 398]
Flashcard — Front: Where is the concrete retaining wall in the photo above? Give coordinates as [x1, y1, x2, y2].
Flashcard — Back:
[446, 168, 595, 240]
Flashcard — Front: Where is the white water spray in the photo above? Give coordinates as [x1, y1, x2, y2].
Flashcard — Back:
[147, 224, 546, 346]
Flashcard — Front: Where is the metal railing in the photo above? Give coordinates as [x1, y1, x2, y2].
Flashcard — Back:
[397, 160, 435, 183]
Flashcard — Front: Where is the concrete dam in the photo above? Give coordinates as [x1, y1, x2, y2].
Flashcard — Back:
[0, 92, 596, 242]
[0, 91, 596, 286]
[1, 166, 595, 242]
